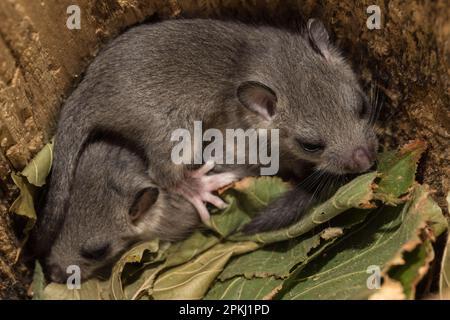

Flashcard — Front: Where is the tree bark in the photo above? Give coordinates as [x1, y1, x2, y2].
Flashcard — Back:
[0, 0, 448, 298]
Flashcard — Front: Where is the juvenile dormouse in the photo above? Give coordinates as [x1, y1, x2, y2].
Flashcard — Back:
[45, 140, 199, 283]
[35, 18, 377, 254]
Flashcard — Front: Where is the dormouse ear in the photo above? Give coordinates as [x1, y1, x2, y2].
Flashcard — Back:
[307, 19, 331, 60]
[237, 81, 277, 121]
[129, 187, 159, 223]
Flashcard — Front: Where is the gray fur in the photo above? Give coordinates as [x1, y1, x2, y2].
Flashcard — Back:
[35, 18, 377, 256]
[46, 141, 199, 282]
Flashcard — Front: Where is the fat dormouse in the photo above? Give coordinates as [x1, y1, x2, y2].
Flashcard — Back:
[45, 140, 200, 283]
[35, 18, 377, 254]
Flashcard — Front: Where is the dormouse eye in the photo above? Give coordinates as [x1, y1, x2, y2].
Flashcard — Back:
[81, 243, 111, 261]
[297, 140, 324, 153]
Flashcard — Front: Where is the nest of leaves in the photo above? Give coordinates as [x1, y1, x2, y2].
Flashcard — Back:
[10, 140, 450, 299]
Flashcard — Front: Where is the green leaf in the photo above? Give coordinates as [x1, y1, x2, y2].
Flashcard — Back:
[123, 265, 165, 300]
[218, 209, 372, 282]
[9, 173, 37, 235]
[277, 184, 445, 300]
[9, 140, 54, 235]
[218, 236, 322, 281]
[387, 240, 434, 299]
[210, 177, 290, 237]
[375, 140, 426, 204]
[205, 277, 282, 300]
[31, 261, 46, 300]
[164, 231, 220, 267]
[152, 241, 259, 299]
[439, 192, 450, 300]
[22, 139, 54, 187]
[42, 279, 110, 300]
[231, 172, 378, 244]
[117, 232, 221, 300]
[34, 139, 443, 301]
[208, 224, 346, 300]
[110, 240, 167, 300]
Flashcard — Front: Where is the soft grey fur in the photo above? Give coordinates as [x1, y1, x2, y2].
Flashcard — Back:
[46, 141, 199, 283]
[34, 18, 377, 255]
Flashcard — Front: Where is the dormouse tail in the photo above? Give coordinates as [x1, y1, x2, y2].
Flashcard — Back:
[241, 187, 316, 234]
[242, 173, 344, 234]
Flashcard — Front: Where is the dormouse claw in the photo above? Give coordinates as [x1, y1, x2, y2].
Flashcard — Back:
[176, 161, 237, 225]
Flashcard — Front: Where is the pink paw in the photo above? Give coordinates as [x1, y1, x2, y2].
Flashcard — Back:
[177, 161, 237, 225]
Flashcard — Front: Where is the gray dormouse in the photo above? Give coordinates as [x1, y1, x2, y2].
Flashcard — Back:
[34, 18, 377, 255]
[45, 140, 200, 283]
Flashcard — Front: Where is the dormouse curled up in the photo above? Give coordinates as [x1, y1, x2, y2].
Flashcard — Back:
[33, 18, 377, 257]
[45, 140, 199, 283]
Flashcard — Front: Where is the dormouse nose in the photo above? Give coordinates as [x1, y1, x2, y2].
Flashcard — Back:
[351, 147, 375, 172]
[47, 263, 67, 283]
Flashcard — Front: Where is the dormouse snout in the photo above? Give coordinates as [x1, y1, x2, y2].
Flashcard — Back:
[346, 146, 377, 173]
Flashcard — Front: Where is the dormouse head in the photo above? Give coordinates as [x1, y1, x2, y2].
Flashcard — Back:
[237, 19, 378, 175]
[45, 142, 162, 283]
